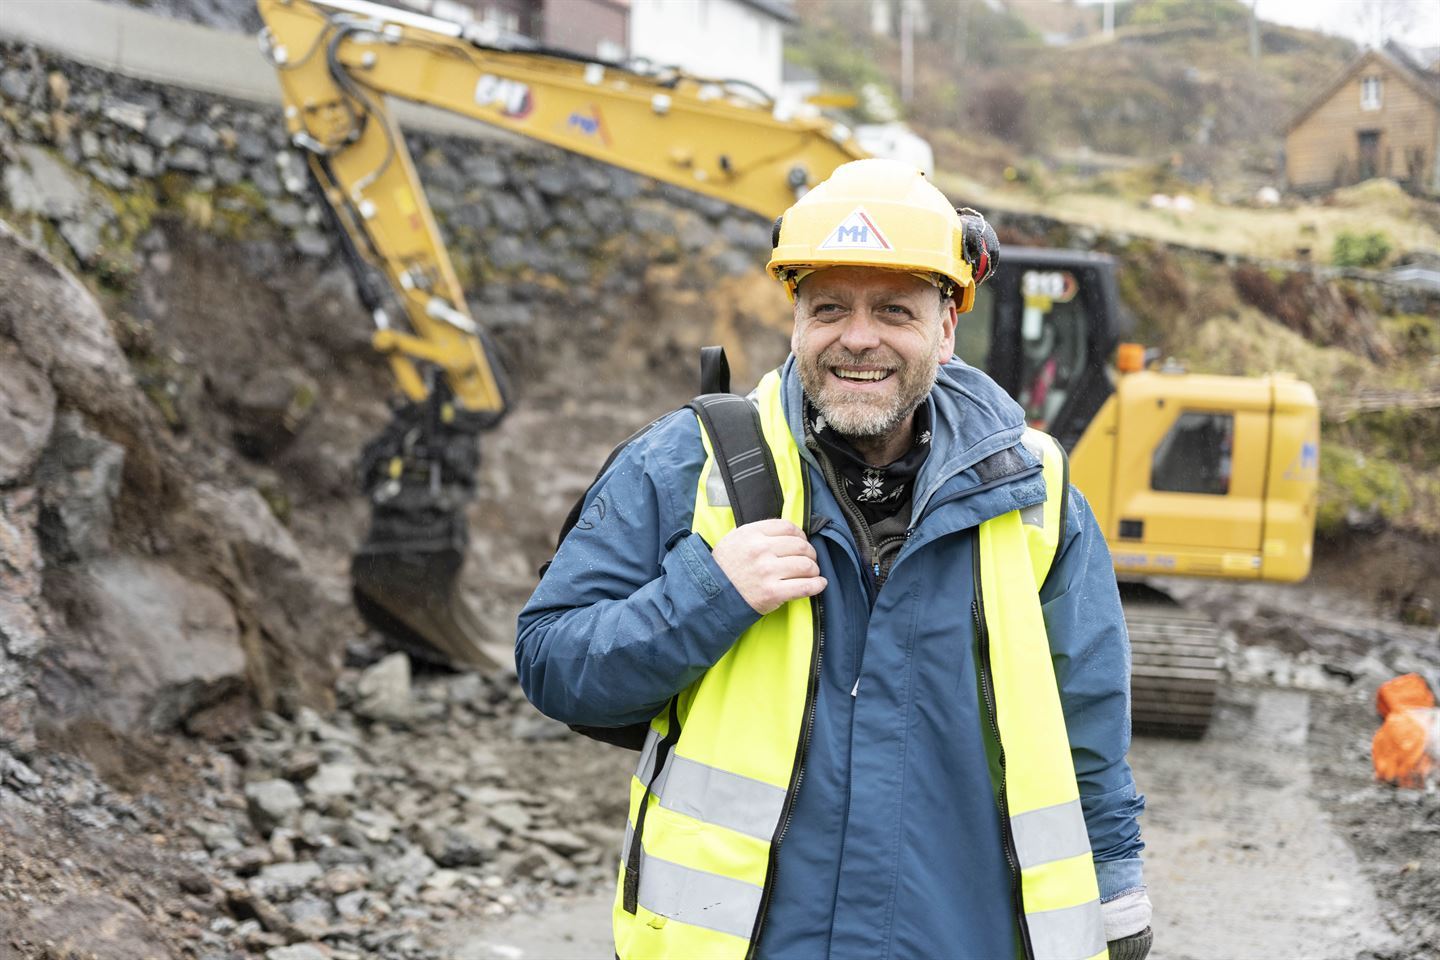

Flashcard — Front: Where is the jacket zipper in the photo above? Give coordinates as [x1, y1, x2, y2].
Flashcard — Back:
[972, 536, 1035, 960]
[810, 439, 880, 592]
[747, 472, 824, 957]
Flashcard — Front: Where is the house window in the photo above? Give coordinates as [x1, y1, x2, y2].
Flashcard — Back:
[1360, 75, 1383, 111]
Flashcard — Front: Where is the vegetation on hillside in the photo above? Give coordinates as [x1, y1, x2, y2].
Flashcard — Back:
[792, 0, 1355, 192]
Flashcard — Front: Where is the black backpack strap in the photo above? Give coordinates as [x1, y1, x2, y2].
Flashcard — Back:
[543, 348, 781, 752]
[687, 393, 783, 528]
[699, 345, 731, 395]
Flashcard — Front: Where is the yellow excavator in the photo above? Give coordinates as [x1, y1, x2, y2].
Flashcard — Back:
[256, 0, 1319, 737]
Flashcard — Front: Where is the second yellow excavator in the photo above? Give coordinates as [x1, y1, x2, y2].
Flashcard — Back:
[257, 0, 1318, 737]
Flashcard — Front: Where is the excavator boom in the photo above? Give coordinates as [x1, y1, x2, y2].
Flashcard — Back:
[256, 0, 863, 667]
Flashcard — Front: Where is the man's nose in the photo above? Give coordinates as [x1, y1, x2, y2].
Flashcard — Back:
[837, 309, 882, 353]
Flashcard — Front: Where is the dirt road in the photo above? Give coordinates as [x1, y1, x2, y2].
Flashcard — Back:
[435, 685, 1404, 960]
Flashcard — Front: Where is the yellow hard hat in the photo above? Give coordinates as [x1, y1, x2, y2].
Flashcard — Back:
[768, 158, 979, 313]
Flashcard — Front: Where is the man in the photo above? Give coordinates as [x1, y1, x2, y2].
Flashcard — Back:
[517, 159, 1150, 960]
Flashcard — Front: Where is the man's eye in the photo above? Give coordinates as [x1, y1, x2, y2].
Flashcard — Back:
[814, 303, 843, 317]
[880, 304, 912, 318]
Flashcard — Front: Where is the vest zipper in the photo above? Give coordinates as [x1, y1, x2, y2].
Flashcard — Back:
[747, 481, 824, 957]
[972, 536, 1035, 960]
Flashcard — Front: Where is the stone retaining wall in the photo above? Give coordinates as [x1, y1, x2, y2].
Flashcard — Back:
[0, 40, 772, 322]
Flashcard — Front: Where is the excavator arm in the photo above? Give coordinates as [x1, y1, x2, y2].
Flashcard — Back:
[255, 0, 864, 666]
[259, 0, 862, 412]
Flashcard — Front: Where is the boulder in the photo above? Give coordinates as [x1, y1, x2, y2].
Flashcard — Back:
[40, 554, 245, 732]
[0, 221, 141, 426]
[354, 653, 411, 723]
[183, 483, 344, 714]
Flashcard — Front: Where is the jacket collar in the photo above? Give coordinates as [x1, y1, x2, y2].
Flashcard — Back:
[779, 355, 1040, 528]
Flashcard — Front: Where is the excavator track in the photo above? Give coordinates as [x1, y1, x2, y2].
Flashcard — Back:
[1121, 584, 1225, 739]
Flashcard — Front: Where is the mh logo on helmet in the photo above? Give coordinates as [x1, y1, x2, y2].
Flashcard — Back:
[819, 207, 892, 251]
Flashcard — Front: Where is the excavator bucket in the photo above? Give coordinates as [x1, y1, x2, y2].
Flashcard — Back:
[351, 383, 500, 671]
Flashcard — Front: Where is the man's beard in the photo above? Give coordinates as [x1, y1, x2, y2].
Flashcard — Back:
[797, 345, 940, 439]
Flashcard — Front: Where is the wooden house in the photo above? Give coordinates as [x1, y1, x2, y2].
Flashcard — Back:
[1284, 42, 1440, 195]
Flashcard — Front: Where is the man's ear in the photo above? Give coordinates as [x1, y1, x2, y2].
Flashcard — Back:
[938, 299, 958, 362]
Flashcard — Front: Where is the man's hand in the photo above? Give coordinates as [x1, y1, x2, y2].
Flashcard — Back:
[710, 519, 827, 615]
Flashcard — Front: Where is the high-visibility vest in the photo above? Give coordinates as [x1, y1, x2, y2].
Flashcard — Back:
[613, 369, 1106, 960]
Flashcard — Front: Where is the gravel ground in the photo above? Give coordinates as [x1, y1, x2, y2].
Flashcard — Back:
[3, 578, 1438, 960]
[1, 656, 632, 960]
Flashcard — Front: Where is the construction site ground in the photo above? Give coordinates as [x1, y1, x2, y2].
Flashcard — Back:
[441, 686, 1434, 960]
[4, 564, 1439, 960]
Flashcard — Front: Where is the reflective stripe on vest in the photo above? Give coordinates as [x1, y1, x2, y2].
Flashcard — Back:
[613, 370, 1106, 960]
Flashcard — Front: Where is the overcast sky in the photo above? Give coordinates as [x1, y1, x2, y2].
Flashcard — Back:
[1256, 0, 1440, 46]
[1074, 0, 1440, 48]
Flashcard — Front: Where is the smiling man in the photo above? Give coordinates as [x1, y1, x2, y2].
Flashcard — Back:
[517, 160, 1150, 960]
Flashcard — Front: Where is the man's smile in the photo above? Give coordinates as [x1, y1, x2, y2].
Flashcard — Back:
[830, 366, 895, 384]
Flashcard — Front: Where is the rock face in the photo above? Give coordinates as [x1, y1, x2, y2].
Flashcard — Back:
[0, 221, 350, 744]
[0, 36, 795, 753]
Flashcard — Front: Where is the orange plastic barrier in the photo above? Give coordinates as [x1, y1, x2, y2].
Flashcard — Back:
[1372, 674, 1438, 788]
[1375, 673, 1435, 718]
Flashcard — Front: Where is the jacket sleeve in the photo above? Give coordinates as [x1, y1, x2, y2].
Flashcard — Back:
[1039, 485, 1147, 902]
[515, 413, 761, 728]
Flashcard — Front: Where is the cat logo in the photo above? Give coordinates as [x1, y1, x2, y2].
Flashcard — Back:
[474, 74, 534, 120]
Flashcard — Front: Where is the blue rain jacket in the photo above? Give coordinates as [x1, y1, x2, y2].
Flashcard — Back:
[517, 357, 1145, 959]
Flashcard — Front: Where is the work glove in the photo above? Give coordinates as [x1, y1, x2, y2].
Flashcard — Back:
[1102, 887, 1152, 960]
[1107, 926, 1153, 960]
[957, 207, 999, 286]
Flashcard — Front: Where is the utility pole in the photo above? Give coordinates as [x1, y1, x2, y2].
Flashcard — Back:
[1249, 0, 1261, 60]
[1103, 0, 1114, 38]
[900, 0, 914, 105]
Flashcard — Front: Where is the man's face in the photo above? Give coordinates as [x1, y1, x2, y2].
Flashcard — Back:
[792, 266, 957, 438]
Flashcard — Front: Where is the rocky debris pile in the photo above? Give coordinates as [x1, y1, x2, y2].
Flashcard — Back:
[1164, 577, 1440, 699]
[2, 653, 632, 959]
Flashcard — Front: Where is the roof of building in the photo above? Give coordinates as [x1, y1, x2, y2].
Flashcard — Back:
[1287, 42, 1440, 132]
[733, 0, 797, 25]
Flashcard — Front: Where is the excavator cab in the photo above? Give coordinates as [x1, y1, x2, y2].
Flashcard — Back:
[955, 247, 1129, 449]
[959, 248, 1319, 736]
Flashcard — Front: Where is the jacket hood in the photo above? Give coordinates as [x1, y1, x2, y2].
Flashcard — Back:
[780, 354, 1037, 522]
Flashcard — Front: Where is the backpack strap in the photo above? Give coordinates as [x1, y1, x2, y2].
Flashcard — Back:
[687, 393, 782, 528]
[544, 347, 781, 751]
[699, 345, 731, 395]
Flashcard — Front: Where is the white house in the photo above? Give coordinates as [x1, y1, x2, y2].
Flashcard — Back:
[628, 0, 795, 100]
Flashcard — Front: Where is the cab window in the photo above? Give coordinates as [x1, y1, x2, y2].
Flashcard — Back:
[1015, 270, 1088, 430]
[1151, 412, 1234, 495]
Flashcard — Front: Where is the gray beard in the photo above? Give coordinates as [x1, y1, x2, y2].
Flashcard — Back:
[798, 358, 938, 440]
